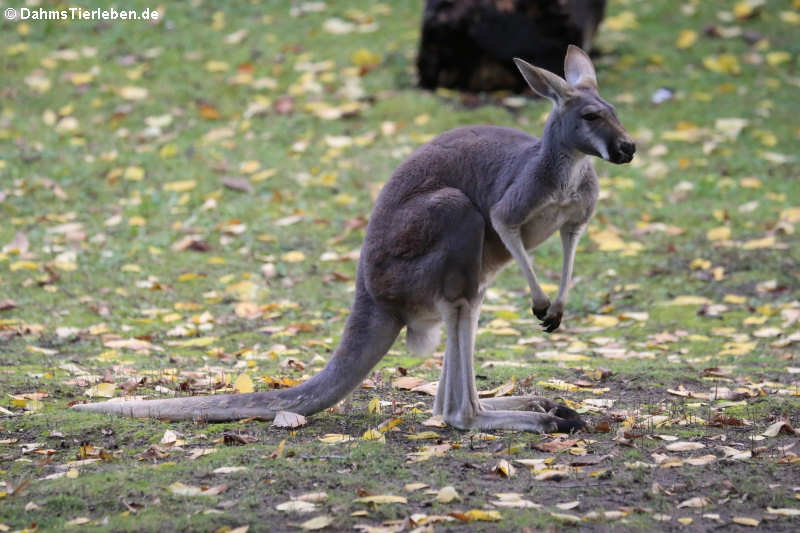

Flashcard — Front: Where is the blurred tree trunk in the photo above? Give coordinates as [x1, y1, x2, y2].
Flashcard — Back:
[417, 0, 606, 92]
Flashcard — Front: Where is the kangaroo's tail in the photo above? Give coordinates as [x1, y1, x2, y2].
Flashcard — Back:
[72, 287, 403, 421]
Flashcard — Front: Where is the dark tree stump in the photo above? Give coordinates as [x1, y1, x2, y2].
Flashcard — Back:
[417, 0, 606, 92]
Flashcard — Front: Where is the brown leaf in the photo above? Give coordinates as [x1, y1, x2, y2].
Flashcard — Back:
[392, 376, 427, 390]
[531, 438, 578, 453]
[172, 236, 211, 252]
[274, 95, 294, 115]
[198, 103, 220, 120]
[223, 431, 259, 445]
[0, 299, 17, 311]
[222, 176, 254, 193]
[763, 420, 799, 437]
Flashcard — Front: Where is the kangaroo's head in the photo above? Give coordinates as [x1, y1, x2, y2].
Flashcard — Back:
[513, 45, 635, 164]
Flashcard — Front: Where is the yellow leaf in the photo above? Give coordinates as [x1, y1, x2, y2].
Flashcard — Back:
[690, 258, 711, 270]
[354, 494, 406, 504]
[318, 434, 354, 444]
[724, 294, 746, 304]
[663, 295, 712, 306]
[361, 429, 384, 441]
[404, 483, 428, 492]
[677, 496, 709, 508]
[160, 144, 178, 158]
[281, 251, 306, 263]
[225, 280, 259, 300]
[464, 509, 502, 522]
[170, 336, 217, 347]
[733, 1, 756, 19]
[233, 374, 254, 393]
[703, 54, 741, 75]
[163, 180, 197, 192]
[10, 261, 38, 271]
[299, 515, 333, 531]
[406, 431, 440, 440]
[587, 314, 619, 328]
[707, 226, 731, 241]
[124, 166, 144, 181]
[168, 482, 203, 496]
[128, 216, 146, 227]
[740, 236, 775, 250]
[766, 51, 792, 67]
[351, 49, 381, 68]
[780, 11, 800, 24]
[732, 517, 760, 527]
[240, 160, 261, 174]
[118, 86, 149, 100]
[367, 397, 381, 414]
[86, 382, 116, 398]
[205, 60, 230, 72]
[603, 11, 637, 31]
[66, 468, 79, 479]
[494, 459, 515, 478]
[676, 30, 697, 49]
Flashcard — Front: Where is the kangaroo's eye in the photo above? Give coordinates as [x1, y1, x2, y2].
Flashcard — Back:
[582, 112, 600, 121]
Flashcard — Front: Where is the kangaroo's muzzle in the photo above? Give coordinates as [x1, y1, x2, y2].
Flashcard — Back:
[610, 138, 636, 164]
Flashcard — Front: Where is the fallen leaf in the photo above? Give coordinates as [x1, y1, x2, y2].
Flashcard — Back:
[299, 515, 333, 531]
[233, 373, 254, 393]
[463, 509, 502, 522]
[276, 500, 317, 513]
[665, 441, 706, 452]
[677, 496, 710, 508]
[272, 411, 307, 429]
[354, 494, 407, 504]
[436, 486, 459, 503]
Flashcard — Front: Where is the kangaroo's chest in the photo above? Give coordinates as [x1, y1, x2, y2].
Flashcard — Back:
[520, 188, 587, 250]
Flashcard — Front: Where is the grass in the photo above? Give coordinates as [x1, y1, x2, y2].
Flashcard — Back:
[1, 0, 799, 531]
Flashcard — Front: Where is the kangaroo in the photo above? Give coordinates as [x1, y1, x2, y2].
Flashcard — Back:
[74, 46, 635, 432]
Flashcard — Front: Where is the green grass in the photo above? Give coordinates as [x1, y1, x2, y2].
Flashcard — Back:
[2, 0, 800, 531]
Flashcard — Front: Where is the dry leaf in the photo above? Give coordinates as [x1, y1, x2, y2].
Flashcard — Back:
[272, 411, 307, 429]
[436, 486, 459, 503]
[354, 494, 407, 504]
[276, 500, 317, 513]
[677, 496, 710, 508]
[299, 515, 333, 531]
[233, 373, 254, 393]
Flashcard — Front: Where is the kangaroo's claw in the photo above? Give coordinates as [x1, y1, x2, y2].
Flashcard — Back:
[540, 312, 562, 333]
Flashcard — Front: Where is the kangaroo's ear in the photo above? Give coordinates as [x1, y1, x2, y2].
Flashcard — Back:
[513, 57, 572, 104]
[564, 44, 597, 89]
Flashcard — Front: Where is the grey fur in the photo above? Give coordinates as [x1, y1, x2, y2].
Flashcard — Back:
[73, 46, 634, 431]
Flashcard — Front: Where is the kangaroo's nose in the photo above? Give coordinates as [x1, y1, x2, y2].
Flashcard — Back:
[620, 140, 636, 156]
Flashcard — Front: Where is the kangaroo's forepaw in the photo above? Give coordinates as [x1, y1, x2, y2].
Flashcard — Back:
[536, 301, 563, 333]
[540, 310, 562, 333]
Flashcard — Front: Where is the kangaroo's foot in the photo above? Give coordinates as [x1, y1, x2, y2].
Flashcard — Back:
[469, 409, 584, 433]
[478, 395, 584, 432]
